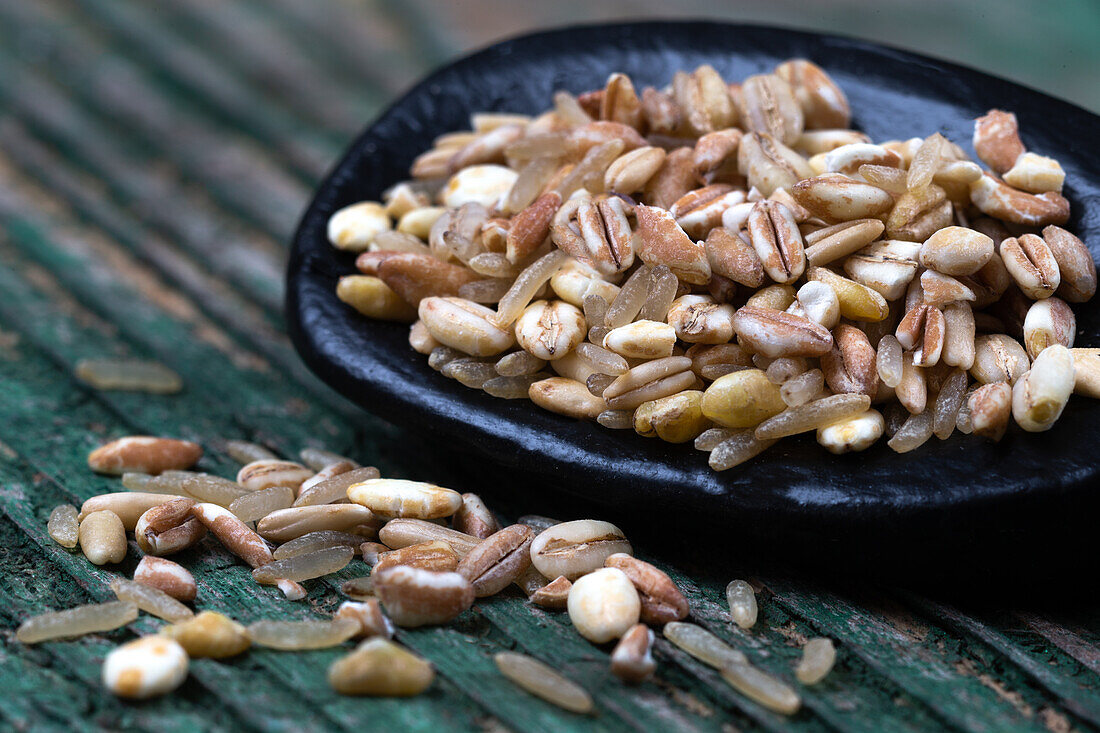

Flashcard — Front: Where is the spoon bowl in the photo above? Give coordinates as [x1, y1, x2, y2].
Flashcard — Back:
[287, 21, 1100, 560]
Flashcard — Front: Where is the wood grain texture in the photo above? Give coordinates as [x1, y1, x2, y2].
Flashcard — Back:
[0, 1, 1097, 730]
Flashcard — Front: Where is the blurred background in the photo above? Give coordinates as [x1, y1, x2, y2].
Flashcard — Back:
[384, 0, 1100, 113]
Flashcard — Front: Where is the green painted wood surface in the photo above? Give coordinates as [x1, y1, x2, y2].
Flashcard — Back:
[0, 1, 1097, 730]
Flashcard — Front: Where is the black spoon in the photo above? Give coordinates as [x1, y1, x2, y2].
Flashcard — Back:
[287, 21, 1100, 579]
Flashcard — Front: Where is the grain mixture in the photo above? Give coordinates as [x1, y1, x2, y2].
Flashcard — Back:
[21, 436, 831, 714]
[329, 61, 1096, 470]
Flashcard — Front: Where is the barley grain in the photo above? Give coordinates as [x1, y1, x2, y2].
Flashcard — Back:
[134, 556, 196, 602]
[161, 611, 250, 658]
[102, 636, 188, 700]
[79, 510, 127, 565]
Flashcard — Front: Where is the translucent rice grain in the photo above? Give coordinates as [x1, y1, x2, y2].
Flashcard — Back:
[74, 358, 182, 394]
[752, 353, 774, 370]
[505, 155, 561, 213]
[229, 486, 295, 523]
[428, 346, 464, 371]
[483, 374, 544, 399]
[932, 369, 968, 440]
[273, 531, 366, 560]
[252, 546, 355, 584]
[725, 580, 758, 629]
[956, 386, 977, 434]
[663, 622, 748, 669]
[721, 663, 802, 715]
[754, 394, 872, 440]
[492, 250, 569, 328]
[16, 601, 137, 644]
[877, 335, 903, 389]
[637, 265, 678, 322]
[887, 410, 934, 453]
[47, 505, 79, 548]
[605, 371, 697, 411]
[494, 652, 594, 714]
[247, 618, 359, 650]
[459, 278, 512, 304]
[556, 139, 624, 198]
[907, 133, 945, 192]
[156, 471, 250, 507]
[121, 472, 187, 496]
[576, 343, 629, 376]
[588, 326, 611, 345]
[553, 91, 592, 127]
[372, 231, 430, 254]
[780, 369, 825, 407]
[605, 265, 652, 328]
[582, 292, 610, 329]
[694, 428, 736, 452]
[441, 360, 498, 388]
[709, 432, 778, 471]
[700, 364, 750, 381]
[586, 373, 616, 397]
[506, 133, 567, 161]
[468, 252, 521, 279]
[765, 358, 808, 385]
[858, 164, 907, 194]
[496, 351, 547, 377]
[295, 466, 381, 507]
[110, 578, 193, 623]
[882, 403, 909, 438]
[226, 441, 279, 464]
[596, 409, 635, 430]
[795, 638, 836, 685]
[440, 204, 488, 263]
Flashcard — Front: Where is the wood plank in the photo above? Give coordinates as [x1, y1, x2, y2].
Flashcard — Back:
[0, 0, 336, 183]
[0, 39, 308, 239]
[0, 207, 368, 466]
[0, 472, 259, 732]
[1016, 613, 1100, 678]
[0, 206, 741, 733]
[0, 136, 357, 422]
[0, 335, 496, 732]
[0, 108, 287, 316]
[900, 597, 1100, 729]
[64, 0, 371, 138]
[765, 580, 1054, 732]
[246, 0, 427, 95]
[662, 571, 949, 732]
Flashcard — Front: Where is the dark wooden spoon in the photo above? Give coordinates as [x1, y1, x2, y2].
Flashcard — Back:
[287, 21, 1100, 571]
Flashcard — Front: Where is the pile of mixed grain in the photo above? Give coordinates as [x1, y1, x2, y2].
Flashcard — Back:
[24, 435, 832, 713]
[330, 60, 1097, 470]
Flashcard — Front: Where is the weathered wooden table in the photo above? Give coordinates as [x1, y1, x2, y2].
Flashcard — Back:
[1, 2, 1098, 730]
